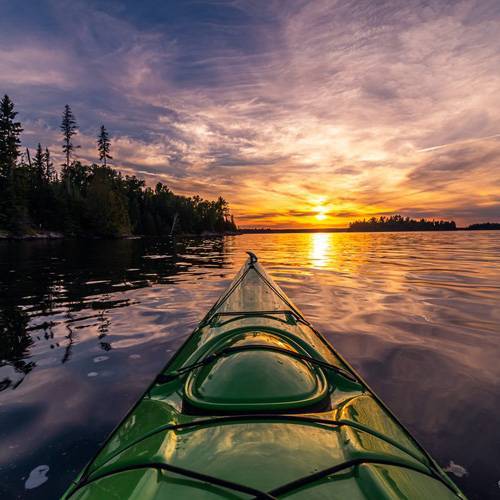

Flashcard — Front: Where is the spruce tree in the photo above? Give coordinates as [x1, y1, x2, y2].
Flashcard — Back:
[60, 104, 78, 170]
[33, 143, 45, 183]
[97, 125, 112, 166]
[44, 147, 55, 181]
[0, 95, 24, 230]
[0, 95, 23, 180]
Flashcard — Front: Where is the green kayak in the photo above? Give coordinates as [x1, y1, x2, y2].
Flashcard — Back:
[63, 253, 465, 499]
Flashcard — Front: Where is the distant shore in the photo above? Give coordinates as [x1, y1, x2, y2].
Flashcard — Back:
[0, 229, 66, 240]
[238, 226, 500, 234]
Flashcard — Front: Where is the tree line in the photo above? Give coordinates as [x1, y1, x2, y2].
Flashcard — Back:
[349, 215, 456, 231]
[466, 222, 500, 230]
[0, 95, 237, 237]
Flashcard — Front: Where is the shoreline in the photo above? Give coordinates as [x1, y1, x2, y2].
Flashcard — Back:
[1, 227, 499, 240]
[0, 229, 239, 241]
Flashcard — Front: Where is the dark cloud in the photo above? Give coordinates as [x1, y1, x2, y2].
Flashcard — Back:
[406, 144, 500, 188]
[362, 78, 399, 101]
[333, 166, 363, 176]
[236, 212, 282, 221]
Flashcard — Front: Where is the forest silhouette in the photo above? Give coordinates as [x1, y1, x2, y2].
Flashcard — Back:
[0, 95, 237, 237]
[349, 215, 456, 231]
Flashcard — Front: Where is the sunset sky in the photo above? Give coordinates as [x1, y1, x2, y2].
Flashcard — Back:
[1, 0, 499, 227]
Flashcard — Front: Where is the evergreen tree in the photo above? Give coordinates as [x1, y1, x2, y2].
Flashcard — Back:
[60, 104, 78, 170]
[26, 143, 48, 228]
[0, 95, 25, 230]
[0, 95, 23, 180]
[33, 143, 45, 183]
[97, 125, 112, 166]
[85, 167, 130, 237]
[44, 147, 55, 181]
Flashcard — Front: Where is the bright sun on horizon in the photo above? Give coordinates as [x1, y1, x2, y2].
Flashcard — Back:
[315, 208, 328, 221]
[313, 198, 329, 221]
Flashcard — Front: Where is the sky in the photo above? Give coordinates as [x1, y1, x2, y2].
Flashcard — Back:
[0, 0, 499, 228]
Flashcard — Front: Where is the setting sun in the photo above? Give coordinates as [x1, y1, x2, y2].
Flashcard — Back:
[313, 198, 329, 222]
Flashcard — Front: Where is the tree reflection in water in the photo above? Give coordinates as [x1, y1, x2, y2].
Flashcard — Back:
[0, 237, 227, 391]
[0, 304, 34, 391]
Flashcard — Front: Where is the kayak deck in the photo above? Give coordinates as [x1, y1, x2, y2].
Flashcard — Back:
[63, 254, 464, 499]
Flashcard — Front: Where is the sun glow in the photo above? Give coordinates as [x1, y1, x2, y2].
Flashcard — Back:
[313, 198, 328, 221]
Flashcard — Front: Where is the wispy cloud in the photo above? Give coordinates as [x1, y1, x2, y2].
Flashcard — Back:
[416, 134, 500, 153]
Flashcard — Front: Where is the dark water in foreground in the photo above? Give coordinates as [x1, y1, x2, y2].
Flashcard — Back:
[0, 232, 499, 499]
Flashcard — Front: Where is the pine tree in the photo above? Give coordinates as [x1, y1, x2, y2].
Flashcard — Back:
[33, 143, 45, 183]
[97, 125, 112, 166]
[0, 95, 25, 230]
[60, 104, 78, 170]
[44, 147, 55, 181]
[0, 95, 23, 180]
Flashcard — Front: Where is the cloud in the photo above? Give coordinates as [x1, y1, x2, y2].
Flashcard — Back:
[1, 0, 500, 226]
[405, 141, 500, 190]
[0, 46, 73, 88]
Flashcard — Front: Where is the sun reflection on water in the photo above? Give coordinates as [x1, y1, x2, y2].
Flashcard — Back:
[310, 233, 332, 268]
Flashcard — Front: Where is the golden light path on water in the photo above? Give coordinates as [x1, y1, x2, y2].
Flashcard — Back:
[310, 233, 331, 268]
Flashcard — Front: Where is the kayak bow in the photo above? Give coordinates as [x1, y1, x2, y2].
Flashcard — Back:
[63, 253, 465, 499]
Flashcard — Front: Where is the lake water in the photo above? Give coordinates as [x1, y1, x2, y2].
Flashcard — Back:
[0, 232, 499, 499]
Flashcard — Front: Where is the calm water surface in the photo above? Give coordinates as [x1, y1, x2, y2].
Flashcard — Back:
[1, 232, 499, 499]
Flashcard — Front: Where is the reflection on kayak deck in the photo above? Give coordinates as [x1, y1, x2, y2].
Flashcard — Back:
[0, 232, 499, 498]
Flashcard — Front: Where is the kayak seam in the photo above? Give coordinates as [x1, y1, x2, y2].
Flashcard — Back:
[200, 264, 253, 327]
[252, 266, 306, 324]
[201, 260, 305, 329]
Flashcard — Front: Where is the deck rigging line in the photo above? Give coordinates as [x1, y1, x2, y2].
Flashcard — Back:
[154, 344, 358, 384]
[68, 453, 460, 499]
[77, 414, 437, 490]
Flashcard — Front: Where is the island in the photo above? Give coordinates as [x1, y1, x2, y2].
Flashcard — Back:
[348, 215, 456, 231]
